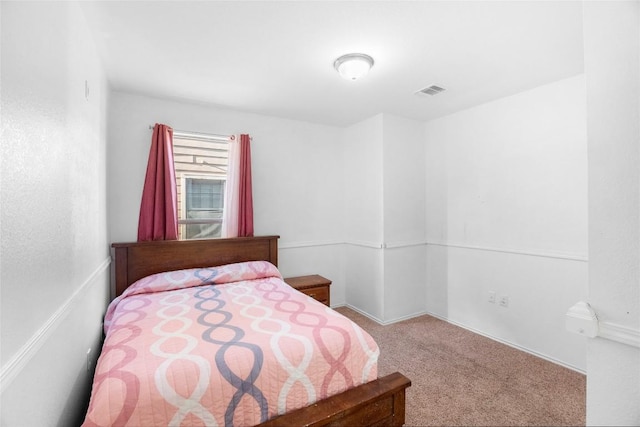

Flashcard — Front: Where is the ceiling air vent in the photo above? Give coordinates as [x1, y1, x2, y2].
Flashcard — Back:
[416, 85, 446, 96]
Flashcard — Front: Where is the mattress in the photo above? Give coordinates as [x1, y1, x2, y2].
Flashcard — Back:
[82, 261, 379, 426]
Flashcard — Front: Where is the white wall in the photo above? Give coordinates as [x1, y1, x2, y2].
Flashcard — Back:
[343, 115, 385, 318]
[424, 75, 588, 370]
[1, 2, 636, 425]
[0, 2, 110, 425]
[382, 115, 427, 321]
[583, 2, 640, 425]
[107, 92, 348, 303]
[342, 114, 427, 323]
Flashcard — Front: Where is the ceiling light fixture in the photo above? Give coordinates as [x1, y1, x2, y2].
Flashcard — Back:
[334, 53, 374, 81]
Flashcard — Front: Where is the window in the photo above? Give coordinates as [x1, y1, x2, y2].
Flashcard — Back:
[173, 132, 229, 239]
[182, 176, 225, 239]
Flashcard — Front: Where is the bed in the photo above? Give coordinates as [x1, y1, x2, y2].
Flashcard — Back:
[83, 235, 410, 426]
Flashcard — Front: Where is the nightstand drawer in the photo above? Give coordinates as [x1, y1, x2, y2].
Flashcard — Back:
[299, 285, 329, 304]
[284, 275, 332, 307]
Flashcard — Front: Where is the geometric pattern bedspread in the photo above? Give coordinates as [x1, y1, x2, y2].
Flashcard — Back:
[82, 261, 379, 426]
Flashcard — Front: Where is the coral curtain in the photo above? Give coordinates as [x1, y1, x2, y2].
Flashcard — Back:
[137, 123, 178, 241]
[222, 134, 254, 237]
[238, 134, 254, 237]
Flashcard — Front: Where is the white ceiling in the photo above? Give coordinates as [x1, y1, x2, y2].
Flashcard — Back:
[80, 1, 585, 127]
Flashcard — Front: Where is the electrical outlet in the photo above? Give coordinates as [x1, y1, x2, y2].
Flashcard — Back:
[499, 295, 509, 308]
[86, 348, 92, 371]
[488, 291, 496, 303]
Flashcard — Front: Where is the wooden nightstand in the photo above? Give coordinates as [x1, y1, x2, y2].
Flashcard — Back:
[284, 275, 332, 307]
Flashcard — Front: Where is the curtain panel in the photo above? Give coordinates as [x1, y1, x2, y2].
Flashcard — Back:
[238, 134, 254, 237]
[222, 135, 239, 238]
[223, 134, 254, 237]
[137, 123, 179, 241]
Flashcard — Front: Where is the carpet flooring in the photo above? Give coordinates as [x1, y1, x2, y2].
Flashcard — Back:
[336, 307, 586, 427]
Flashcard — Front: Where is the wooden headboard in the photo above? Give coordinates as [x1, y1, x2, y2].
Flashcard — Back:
[111, 235, 279, 297]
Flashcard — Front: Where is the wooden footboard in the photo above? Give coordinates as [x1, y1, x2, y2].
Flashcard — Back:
[258, 372, 411, 427]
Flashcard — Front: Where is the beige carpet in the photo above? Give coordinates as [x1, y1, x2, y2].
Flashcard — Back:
[336, 307, 586, 427]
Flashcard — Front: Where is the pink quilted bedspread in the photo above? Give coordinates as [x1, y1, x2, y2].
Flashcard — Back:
[82, 261, 379, 426]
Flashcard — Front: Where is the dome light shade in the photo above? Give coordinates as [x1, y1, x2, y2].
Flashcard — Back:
[334, 53, 374, 80]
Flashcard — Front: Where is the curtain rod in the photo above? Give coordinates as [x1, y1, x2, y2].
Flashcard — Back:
[148, 125, 232, 142]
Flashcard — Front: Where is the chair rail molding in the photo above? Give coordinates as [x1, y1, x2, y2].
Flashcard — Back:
[427, 240, 588, 262]
[0, 257, 111, 393]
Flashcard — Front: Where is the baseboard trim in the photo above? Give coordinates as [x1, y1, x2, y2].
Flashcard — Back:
[341, 304, 428, 326]
[0, 257, 111, 393]
[338, 304, 383, 324]
[336, 303, 585, 374]
[424, 310, 586, 374]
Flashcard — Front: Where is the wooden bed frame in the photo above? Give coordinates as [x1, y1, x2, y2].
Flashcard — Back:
[111, 235, 411, 427]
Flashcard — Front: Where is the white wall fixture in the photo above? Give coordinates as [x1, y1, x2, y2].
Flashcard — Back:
[566, 301, 640, 348]
[566, 301, 599, 338]
[334, 53, 374, 80]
